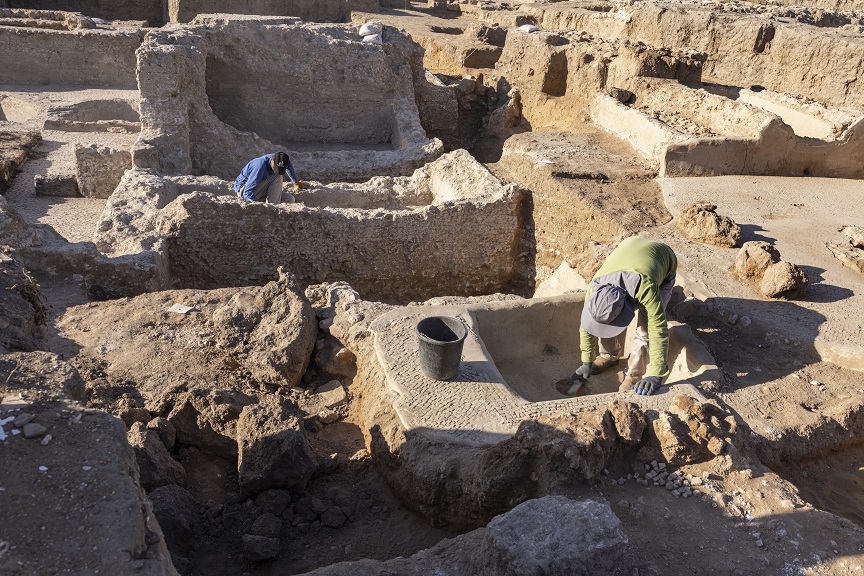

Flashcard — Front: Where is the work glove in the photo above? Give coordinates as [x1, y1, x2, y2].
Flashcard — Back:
[567, 362, 592, 395]
[293, 181, 304, 189]
[633, 375, 662, 396]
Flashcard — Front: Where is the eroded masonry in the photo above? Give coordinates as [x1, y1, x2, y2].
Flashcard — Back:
[2, 1, 864, 575]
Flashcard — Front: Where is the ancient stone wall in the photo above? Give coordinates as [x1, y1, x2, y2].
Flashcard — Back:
[134, 15, 442, 182]
[0, 18, 144, 88]
[6, 0, 164, 24]
[168, 0, 378, 24]
[492, 29, 702, 132]
[529, 3, 864, 109]
[155, 153, 528, 301]
[662, 117, 864, 178]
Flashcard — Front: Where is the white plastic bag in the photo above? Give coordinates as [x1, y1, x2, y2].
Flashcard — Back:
[359, 21, 383, 36]
[518, 24, 539, 33]
[362, 33, 383, 44]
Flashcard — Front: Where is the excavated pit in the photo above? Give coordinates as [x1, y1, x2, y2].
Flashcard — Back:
[366, 293, 717, 447]
[3, 3, 864, 576]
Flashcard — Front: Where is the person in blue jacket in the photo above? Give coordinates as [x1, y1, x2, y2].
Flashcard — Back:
[234, 151, 303, 204]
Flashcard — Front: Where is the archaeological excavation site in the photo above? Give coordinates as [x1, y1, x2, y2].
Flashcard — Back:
[3, 0, 864, 573]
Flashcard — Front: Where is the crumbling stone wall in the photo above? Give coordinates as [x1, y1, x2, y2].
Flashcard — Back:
[168, 0, 378, 24]
[7, 0, 164, 24]
[528, 2, 864, 109]
[134, 15, 442, 182]
[155, 152, 529, 301]
[0, 15, 144, 87]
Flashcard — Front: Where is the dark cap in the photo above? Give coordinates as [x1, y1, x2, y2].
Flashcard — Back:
[273, 152, 289, 175]
[580, 283, 635, 338]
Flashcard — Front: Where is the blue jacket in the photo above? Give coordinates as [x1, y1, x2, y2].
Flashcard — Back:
[234, 153, 298, 201]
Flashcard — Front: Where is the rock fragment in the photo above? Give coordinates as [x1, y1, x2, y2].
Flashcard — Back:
[841, 225, 864, 248]
[249, 513, 282, 539]
[677, 201, 741, 247]
[13, 412, 35, 427]
[22, 422, 47, 438]
[760, 261, 809, 300]
[242, 535, 280, 561]
[735, 241, 780, 278]
[481, 496, 627, 576]
[127, 422, 186, 490]
[236, 395, 317, 496]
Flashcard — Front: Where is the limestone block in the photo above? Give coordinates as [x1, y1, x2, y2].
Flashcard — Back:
[75, 144, 131, 199]
[760, 261, 809, 300]
[147, 416, 177, 449]
[34, 174, 79, 197]
[212, 269, 317, 388]
[677, 201, 741, 247]
[652, 395, 737, 465]
[315, 339, 357, 381]
[841, 225, 864, 249]
[480, 497, 627, 576]
[236, 395, 318, 496]
[827, 242, 864, 274]
[127, 422, 186, 490]
[607, 400, 646, 445]
[735, 241, 780, 279]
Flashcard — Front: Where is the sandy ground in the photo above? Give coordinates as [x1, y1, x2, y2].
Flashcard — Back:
[1, 86, 139, 243]
[657, 175, 864, 370]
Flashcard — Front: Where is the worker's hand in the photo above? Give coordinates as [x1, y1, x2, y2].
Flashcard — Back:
[633, 375, 662, 396]
[566, 362, 592, 395]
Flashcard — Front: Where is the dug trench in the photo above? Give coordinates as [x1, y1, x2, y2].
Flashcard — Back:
[29, 265, 864, 576]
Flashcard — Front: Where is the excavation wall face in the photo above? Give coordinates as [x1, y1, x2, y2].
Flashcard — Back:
[0, 15, 144, 88]
[529, 3, 864, 109]
[6, 1, 164, 24]
[135, 15, 442, 182]
[204, 46, 394, 147]
[168, 0, 378, 24]
[492, 29, 703, 132]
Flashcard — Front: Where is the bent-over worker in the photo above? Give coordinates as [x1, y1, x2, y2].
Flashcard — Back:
[570, 236, 677, 396]
[234, 151, 303, 204]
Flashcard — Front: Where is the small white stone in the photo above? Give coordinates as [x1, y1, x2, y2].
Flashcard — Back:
[82, 466, 92, 471]
[40, 434, 52, 446]
[38, 466, 48, 472]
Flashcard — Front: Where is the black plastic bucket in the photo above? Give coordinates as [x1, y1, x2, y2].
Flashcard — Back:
[416, 316, 468, 381]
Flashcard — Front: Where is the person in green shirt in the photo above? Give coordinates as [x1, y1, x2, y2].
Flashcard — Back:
[569, 236, 677, 396]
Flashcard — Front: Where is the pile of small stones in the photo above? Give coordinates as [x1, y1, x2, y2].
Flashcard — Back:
[636, 461, 701, 498]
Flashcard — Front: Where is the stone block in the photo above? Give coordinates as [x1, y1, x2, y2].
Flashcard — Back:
[34, 174, 79, 197]
[75, 144, 131, 199]
[480, 497, 627, 576]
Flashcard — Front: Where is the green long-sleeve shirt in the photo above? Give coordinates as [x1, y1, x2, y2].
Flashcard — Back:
[579, 237, 678, 377]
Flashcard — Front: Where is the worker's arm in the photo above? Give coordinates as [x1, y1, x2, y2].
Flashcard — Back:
[233, 172, 247, 195]
[284, 157, 299, 185]
[580, 325, 598, 365]
[635, 281, 670, 378]
[241, 162, 267, 201]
